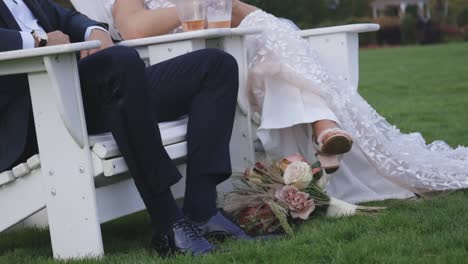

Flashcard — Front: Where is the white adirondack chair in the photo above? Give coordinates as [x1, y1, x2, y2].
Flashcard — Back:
[0, 31, 259, 260]
[0, 0, 380, 260]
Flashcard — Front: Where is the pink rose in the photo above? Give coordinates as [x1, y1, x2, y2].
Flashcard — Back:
[312, 167, 322, 175]
[284, 154, 307, 163]
[276, 185, 315, 220]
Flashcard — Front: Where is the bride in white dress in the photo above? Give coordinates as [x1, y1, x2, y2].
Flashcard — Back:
[100, 0, 468, 203]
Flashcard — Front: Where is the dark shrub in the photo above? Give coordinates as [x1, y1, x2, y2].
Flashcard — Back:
[418, 20, 442, 44]
[462, 26, 468, 41]
[457, 8, 468, 27]
[439, 24, 463, 42]
[401, 14, 418, 44]
[373, 16, 401, 45]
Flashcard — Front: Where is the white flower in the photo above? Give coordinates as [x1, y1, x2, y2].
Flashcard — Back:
[283, 161, 313, 189]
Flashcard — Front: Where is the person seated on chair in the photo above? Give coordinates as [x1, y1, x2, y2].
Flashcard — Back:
[0, 0, 250, 256]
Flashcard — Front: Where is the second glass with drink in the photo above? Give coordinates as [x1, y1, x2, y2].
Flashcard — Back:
[176, 0, 207, 31]
[207, 0, 232, 28]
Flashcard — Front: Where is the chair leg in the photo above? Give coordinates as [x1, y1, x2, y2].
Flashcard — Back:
[229, 106, 256, 172]
[220, 36, 256, 170]
[28, 56, 104, 259]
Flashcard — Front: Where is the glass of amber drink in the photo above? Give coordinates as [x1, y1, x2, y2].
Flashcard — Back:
[176, 0, 207, 31]
[207, 0, 232, 28]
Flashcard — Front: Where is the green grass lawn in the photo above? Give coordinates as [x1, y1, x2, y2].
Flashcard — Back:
[1, 43, 468, 264]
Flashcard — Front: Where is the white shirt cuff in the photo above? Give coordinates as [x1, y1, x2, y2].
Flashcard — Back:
[20, 31, 35, 49]
[85, 26, 108, 40]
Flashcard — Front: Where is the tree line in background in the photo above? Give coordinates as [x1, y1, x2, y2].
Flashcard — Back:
[55, 0, 468, 44]
[244, 0, 468, 26]
[244, 0, 374, 28]
[251, 0, 468, 45]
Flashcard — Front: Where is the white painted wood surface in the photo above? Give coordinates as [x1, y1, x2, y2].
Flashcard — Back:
[12, 163, 30, 178]
[120, 28, 261, 48]
[92, 141, 121, 159]
[0, 169, 46, 232]
[299, 23, 380, 37]
[26, 155, 41, 170]
[208, 36, 256, 172]
[28, 52, 104, 259]
[302, 24, 379, 91]
[93, 117, 188, 159]
[0, 41, 100, 61]
[0, 171, 15, 186]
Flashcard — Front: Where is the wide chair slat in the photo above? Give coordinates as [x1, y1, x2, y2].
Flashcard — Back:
[0, 171, 15, 186]
[12, 163, 31, 178]
[26, 155, 41, 170]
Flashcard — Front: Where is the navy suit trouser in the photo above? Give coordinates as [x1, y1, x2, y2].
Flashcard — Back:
[78, 46, 239, 234]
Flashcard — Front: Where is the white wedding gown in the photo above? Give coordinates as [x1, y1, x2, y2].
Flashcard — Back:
[102, 0, 468, 203]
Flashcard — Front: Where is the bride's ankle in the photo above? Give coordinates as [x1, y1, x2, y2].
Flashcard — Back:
[312, 120, 338, 139]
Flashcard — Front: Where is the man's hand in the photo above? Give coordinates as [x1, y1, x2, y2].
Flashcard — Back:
[81, 29, 114, 59]
[44, 31, 70, 46]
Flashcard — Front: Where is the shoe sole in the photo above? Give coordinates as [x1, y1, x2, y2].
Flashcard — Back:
[321, 135, 353, 155]
[317, 135, 353, 174]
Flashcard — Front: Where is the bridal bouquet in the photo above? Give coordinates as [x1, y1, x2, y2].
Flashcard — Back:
[221, 154, 384, 236]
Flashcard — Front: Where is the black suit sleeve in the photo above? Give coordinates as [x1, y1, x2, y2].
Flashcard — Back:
[38, 0, 108, 43]
[0, 28, 23, 52]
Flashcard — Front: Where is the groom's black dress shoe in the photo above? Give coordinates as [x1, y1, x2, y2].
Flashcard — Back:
[191, 210, 253, 241]
[150, 218, 216, 256]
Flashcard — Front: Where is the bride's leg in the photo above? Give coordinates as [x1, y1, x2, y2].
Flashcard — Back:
[231, 1, 258, 27]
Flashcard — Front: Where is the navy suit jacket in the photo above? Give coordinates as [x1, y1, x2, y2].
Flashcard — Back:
[0, 0, 105, 172]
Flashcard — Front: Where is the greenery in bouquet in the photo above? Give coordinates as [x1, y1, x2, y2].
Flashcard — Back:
[221, 154, 385, 236]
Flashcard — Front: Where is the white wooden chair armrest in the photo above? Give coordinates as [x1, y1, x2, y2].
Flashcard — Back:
[119, 27, 261, 48]
[0, 41, 101, 62]
[299, 23, 380, 37]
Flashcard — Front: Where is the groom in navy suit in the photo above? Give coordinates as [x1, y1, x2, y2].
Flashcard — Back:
[0, 0, 250, 256]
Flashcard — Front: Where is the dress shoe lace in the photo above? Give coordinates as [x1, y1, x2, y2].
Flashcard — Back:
[173, 220, 203, 240]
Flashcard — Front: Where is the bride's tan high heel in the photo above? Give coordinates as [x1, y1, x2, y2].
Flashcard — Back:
[314, 128, 353, 173]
